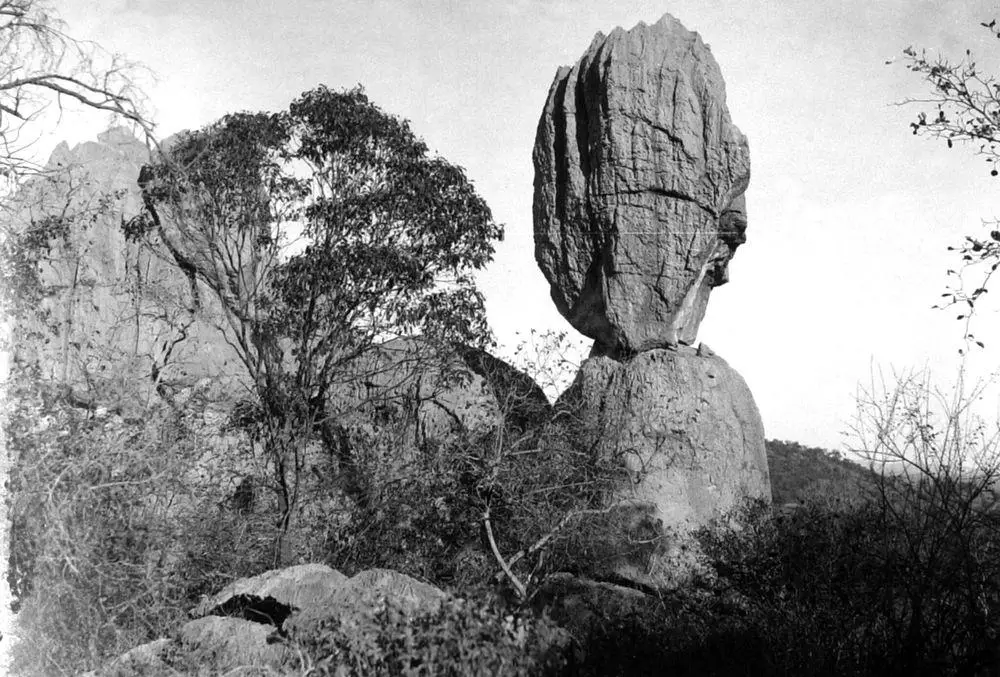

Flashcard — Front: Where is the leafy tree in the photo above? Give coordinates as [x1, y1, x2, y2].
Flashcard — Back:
[128, 85, 503, 563]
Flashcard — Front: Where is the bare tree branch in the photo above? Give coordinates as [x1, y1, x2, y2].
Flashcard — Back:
[0, 0, 154, 194]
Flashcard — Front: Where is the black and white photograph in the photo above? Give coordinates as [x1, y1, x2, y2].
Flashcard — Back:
[3, 1, 1000, 674]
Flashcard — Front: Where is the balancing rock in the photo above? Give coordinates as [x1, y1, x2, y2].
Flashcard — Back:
[533, 14, 750, 357]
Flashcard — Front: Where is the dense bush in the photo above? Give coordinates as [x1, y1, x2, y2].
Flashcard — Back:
[286, 595, 570, 676]
[6, 374, 278, 676]
[533, 490, 1000, 677]
[690, 497, 1000, 676]
[321, 408, 631, 599]
[766, 439, 875, 506]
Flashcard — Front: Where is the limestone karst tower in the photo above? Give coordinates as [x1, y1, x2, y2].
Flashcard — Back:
[533, 14, 770, 588]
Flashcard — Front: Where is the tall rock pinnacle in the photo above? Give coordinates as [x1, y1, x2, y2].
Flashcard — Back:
[533, 13, 750, 357]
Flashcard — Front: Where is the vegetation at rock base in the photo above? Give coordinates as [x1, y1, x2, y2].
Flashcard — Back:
[12, 151, 1000, 673]
[125, 84, 504, 567]
[282, 595, 570, 677]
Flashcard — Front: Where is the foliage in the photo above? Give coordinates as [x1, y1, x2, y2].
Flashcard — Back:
[318, 330, 632, 602]
[5, 370, 277, 676]
[691, 493, 1000, 676]
[286, 594, 570, 677]
[765, 439, 875, 506]
[0, 164, 124, 331]
[126, 86, 503, 564]
[898, 20, 1000, 340]
[131, 85, 501, 396]
[670, 369, 1000, 676]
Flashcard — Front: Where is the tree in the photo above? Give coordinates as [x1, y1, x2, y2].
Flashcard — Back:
[898, 21, 1000, 341]
[0, 0, 151, 190]
[848, 367, 1000, 674]
[128, 85, 503, 563]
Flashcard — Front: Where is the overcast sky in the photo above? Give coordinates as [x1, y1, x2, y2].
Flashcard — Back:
[37, 0, 1000, 451]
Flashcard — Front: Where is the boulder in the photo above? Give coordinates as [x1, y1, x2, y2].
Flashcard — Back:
[328, 337, 503, 449]
[192, 563, 446, 632]
[552, 345, 770, 589]
[533, 14, 750, 357]
[323, 338, 552, 508]
[193, 562, 348, 622]
[177, 616, 291, 671]
[455, 343, 553, 439]
[341, 567, 448, 613]
[85, 637, 171, 677]
[283, 567, 448, 637]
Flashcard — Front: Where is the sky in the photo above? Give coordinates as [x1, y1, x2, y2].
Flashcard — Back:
[29, 0, 1000, 453]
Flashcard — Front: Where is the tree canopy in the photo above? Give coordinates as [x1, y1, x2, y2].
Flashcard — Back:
[131, 85, 503, 407]
[126, 86, 504, 562]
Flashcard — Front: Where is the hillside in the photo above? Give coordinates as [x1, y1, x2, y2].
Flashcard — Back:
[766, 439, 876, 507]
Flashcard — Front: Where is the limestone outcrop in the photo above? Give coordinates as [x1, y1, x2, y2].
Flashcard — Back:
[328, 337, 505, 449]
[4, 128, 244, 414]
[193, 562, 350, 619]
[326, 338, 552, 491]
[533, 14, 750, 357]
[533, 14, 768, 591]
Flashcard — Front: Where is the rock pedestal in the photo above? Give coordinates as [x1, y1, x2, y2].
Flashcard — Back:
[557, 346, 770, 588]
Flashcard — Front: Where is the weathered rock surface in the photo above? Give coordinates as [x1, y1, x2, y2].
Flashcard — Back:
[177, 616, 291, 671]
[533, 14, 751, 357]
[324, 338, 552, 508]
[553, 345, 769, 588]
[282, 567, 448, 638]
[455, 343, 553, 439]
[83, 638, 172, 677]
[5, 127, 245, 413]
[336, 567, 448, 613]
[92, 564, 449, 675]
[329, 337, 503, 448]
[194, 562, 349, 620]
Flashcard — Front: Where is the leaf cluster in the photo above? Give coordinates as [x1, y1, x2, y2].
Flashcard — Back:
[134, 85, 503, 412]
[899, 21, 1000, 342]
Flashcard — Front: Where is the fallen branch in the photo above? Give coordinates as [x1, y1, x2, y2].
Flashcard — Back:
[491, 500, 638, 586]
[483, 508, 525, 599]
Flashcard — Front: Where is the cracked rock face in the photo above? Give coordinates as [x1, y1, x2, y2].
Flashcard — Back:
[6, 128, 244, 412]
[553, 345, 770, 590]
[533, 13, 750, 357]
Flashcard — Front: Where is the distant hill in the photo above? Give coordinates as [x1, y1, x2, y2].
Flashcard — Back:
[766, 439, 876, 507]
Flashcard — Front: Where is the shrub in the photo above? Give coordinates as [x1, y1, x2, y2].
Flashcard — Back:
[286, 594, 570, 676]
[6, 375, 277, 676]
[693, 495, 1000, 676]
